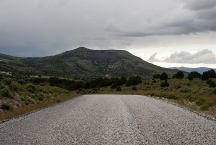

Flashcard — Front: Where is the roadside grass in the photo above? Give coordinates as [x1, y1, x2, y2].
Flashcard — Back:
[98, 78, 216, 116]
[1, 77, 216, 121]
[0, 92, 79, 121]
[0, 79, 79, 121]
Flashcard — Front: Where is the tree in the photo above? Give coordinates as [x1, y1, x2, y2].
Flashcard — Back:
[188, 75, 193, 81]
[173, 71, 184, 79]
[160, 72, 168, 80]
[188, 71, 201, 80]
[126, 76, 142, 86]
[120, 76, 127, 85]
[202, 70, 216, 80]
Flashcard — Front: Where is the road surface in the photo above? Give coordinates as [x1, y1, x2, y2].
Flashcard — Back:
[0, 95, 216, 145]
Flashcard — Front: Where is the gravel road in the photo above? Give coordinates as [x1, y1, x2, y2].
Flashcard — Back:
[0, 95, 216, 145]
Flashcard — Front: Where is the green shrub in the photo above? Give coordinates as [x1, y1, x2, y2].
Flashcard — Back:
[9, 81, 22, 91]
[0, 87, 12, 98]
[132, 86, 137, 91]
[0, 83, 4, 90]
[174, 85, 181, 89]
[126, 76, 142, 86]
[4, 79, 12, 85]
[152, 79, 156, 83]
[180, 88, 191, 93]
[111, 83, 118, 89]
[116, 86, 122, 91]
[163, 93, 177, 100]
[173, 71, 184, 79]
[207, 80, 216, 88]
[184, 94, 195, 102]
[1, 103, 13, 110]
[188, 75, 193, 81]
[160, 72, 168, 80]
[26, 83, 36, 92]
[195, 97, 206, 106]
[214, 89, 216, 95]
[21, 96, 34, 105]
[31, 94, 45, 101]
[160, 80, 169, 87]
[200, 103, 210, 111]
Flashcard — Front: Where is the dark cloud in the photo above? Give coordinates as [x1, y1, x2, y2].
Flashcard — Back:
[149, 49, 216, 64]
[0, 0, 215, 57]
[185, 0, 216, 11]
[120, 0, 216, 37]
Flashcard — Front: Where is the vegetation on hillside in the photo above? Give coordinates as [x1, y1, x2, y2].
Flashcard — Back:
[0, 47, 177, 78]
[99, 70, 216, 117]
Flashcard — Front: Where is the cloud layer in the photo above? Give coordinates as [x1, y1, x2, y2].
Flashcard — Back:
[149, 49, 216, 64]
[0, 0, 215, 58]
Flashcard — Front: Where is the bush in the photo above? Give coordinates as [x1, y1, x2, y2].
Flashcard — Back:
[195, 97, 206, 106]
[150, 92, 177, 100]
[9, 81, 22, 91]
[202, 69, 216, 80]
[183, 94, 195, 102]
[173, 71, 184, 79]
[1, 103, 13, 110]
[200, 103, 210, 111]
[207, 80, 216, 88]
[152, 79, 156, 83]
[213, 89, 216, 95]
[120, 76, 127, 85]
[111, 83, 118, 89]
[0, 87, 12, 98]
[116, 86, 122, 91]
[180, 88, 191, 93]
[188, 75, 193, 81]
[160, 80, 169, 87]
[31, 94, 45, 101]
[132, 86, 137, 90]
[26, 83, 36, 92]
[21, 96, 34, 105]
[174, 84, 181, 89]
[188, 71, 201, 79]
[160, 72, 168, 80]
[4, 79, 12, 85]
[126, 76, 142, 86]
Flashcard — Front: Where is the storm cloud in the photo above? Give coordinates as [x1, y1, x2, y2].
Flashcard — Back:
[122, 0, 216, 37]
[0, 0, 215, 58]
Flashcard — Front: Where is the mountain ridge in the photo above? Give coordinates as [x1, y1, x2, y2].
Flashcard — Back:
[0, 47, 177, 78]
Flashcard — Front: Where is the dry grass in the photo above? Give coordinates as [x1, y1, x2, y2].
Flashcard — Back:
[0, 92, 79, 122]
[98, 78, 216, 118]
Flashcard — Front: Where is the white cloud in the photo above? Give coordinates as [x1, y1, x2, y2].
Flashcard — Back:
[149, 49, 216, 64]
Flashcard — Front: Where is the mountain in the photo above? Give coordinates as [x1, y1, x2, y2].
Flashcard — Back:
[0, 47, 177, 78]
[171, 67, 216, 74]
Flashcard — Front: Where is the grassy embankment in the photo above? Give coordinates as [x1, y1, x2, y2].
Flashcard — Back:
[1, 75, 216, 121]
[0, 80, 79, 121]
[98, 78, 216, 117]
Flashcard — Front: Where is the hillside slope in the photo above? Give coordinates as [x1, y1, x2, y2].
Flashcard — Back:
[0, 47, 176, 78]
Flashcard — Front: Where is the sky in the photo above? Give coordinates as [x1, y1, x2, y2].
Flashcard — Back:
[0, 0, 215, 68]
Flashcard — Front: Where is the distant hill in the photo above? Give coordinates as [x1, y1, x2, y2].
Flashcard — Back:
[170, 67, 216, 74]
[0, 47, 177, 78]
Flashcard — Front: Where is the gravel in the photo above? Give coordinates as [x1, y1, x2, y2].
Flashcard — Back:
[0, 95, 216, 145]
